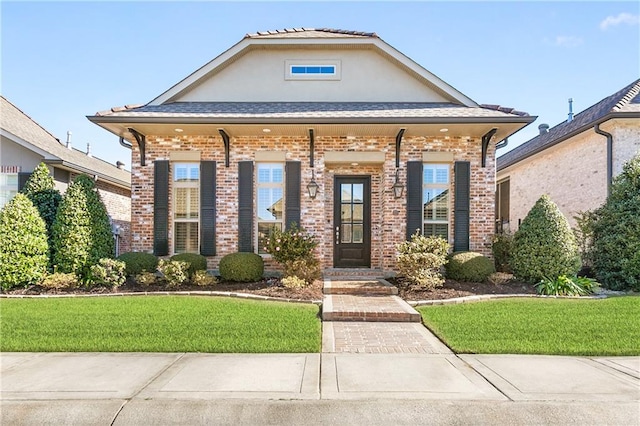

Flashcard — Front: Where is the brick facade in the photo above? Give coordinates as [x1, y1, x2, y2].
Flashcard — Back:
[129, 134, 495, 272]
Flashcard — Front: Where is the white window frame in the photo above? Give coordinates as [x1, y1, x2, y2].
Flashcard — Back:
[0, 173, 19, 209]
[422, 163, 451, 241]
[256, 162, 285, 255]
[172, 163, 200, 254]
[285, 60, 341, 80]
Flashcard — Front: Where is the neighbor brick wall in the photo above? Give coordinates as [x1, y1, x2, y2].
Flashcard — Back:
[128, 133, 495, 271]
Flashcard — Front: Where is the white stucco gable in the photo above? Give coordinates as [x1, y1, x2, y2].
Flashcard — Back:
[149, 29, 478, 106]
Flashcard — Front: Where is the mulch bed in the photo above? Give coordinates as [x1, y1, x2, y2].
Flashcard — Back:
[4, 276, 536, 302]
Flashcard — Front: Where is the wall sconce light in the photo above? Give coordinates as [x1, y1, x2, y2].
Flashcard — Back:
[392, 169, 404, 199]
[307, 170, 319, 199]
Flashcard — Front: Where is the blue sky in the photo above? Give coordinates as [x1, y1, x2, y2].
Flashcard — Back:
[2, 1, 638, 169]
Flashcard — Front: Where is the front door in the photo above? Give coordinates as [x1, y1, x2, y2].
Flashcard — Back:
[334, 176, 371, 268]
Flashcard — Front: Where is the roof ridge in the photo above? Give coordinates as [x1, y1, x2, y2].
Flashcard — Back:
[1, 95, 64, 146]
[245, 28, 377, 38]
[612, 78, 640, 112]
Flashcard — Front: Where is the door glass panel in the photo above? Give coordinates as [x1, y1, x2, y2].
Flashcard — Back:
[341, 204, 352, 220]
[341, 224, 352, 243]
[352, 204, 363, 221]
[352, 184, 363, 202]
[341, 184, 352, 201]
[352, 224, 364, 243]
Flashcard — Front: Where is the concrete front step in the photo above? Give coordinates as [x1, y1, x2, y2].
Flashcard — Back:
[323, 268, 387, 279]
[322, 294, 421, 322]
[323, 279, 398, 295]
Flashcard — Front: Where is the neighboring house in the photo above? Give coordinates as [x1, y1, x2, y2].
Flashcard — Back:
[0, 96, 132, 254]
[496, 79, 640, 232]
[88, 28, 533, 272]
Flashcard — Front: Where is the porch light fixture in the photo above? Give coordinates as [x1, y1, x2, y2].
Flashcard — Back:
[307, 170, 319, 199]
[392, 169, 404, 199]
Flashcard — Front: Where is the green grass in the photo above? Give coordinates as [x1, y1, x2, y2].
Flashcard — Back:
[0, 296, 321, 353]
[418, 296, 640, 356]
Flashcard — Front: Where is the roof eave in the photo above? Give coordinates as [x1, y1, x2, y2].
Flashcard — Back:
[497, 112, 640, 171]
[43, 159, 131, 190]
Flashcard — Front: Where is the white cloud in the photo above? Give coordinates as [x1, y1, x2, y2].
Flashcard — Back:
[600, 12, 640, 30]
[555, 35, 583, 48]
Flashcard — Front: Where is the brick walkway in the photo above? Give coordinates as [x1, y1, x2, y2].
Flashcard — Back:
[321, 276, 452, 354]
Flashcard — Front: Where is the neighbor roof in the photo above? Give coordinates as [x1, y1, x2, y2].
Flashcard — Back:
[245, 28, 377, 39]
[497, 79, 640, 171]
[1, 96, 131, 188]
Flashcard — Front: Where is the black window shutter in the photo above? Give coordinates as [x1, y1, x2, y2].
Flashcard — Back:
[153, 160, 169, 256]
[406, 161, 423, 240]
[238, 161, 254, 252]
[453, 161, 471, 252]
[18, 172, 32, 191]
[200, 161, 216, 256]
[285, 161, 301, 230]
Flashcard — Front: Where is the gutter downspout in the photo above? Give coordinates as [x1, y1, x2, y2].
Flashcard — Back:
[594, 124, 613, 196]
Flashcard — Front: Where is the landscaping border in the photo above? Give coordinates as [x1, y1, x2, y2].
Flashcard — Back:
[409, 293, 609, 307]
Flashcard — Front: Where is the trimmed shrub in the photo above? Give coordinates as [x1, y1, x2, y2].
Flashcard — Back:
[192, 270, 217, 286]
[492, 231, 513, 273]
[117, 252, 158, 276]
[170, 253, 207, 277]
[134, 272, 157, 287]
[487, 272, 513, 286]
[90, 258, 126, 289]
[592, 154, 640, 291]
[535, 275, 596, 296]
[283, 257, 321, 285]
[0, 194, 49, 289]
[396, 232, 450, 290]
[511, 195, 581, 284]
[445, 252, 495, 282]
[219, 252, 264, 282]
[21, 163, 62, 263]
[52, 175, 114, 278]
[281, 276, 307, 289]
[158, 259, 190, 287]
[40, 272, 79, 290]
[573, 210, 597, 272]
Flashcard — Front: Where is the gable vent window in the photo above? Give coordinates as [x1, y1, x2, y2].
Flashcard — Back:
[285, 60, 341, 80]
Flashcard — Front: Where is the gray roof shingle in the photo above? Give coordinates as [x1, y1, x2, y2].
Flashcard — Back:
[245, 28, 377, 39]
[1, 96, 130, 187]
[497, 79, 640, 171]
[94, 101, 530, 120]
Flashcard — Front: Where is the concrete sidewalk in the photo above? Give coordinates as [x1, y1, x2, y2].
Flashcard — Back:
[2, 352, 638, 425]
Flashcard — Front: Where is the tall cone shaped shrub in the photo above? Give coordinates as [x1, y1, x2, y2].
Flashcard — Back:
[592, 154, 640, 291]
[52, 175, 114, 278]
[511, 194, 581, 283]
[21, 163, 61, 264]
[0, 194, 49, 289]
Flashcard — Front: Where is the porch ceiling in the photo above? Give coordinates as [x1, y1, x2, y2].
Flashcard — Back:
[92, 122, 529, 144]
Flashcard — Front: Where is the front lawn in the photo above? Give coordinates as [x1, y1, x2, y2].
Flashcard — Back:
[418, 296, 640, 356]
[0, 296, 321, 353]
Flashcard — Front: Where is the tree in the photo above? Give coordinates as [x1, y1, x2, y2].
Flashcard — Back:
[0, 194, 49, 289]
[511, 194, 581, 283]
[21, 163, 62, 264]
[592, 154, 640, 291]
[52, 175, 114, 278]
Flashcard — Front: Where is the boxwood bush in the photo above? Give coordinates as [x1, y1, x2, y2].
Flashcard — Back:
[396, 232, 450, 290]
[170, 253, 207, 277]
[219, 252, 264, 282]
[511, 195, 581, 284]
[117, 252, 158, 276]
[445, 251, 495, 282]
[0, 194, 49, 289]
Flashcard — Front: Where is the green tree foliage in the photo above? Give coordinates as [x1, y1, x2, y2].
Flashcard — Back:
[52, 175, 114, 278]
[20, 163, 62, 262]
[592, 155, 640, 291]
[511, 195, 581, 283]
[0, 194, 49, 289]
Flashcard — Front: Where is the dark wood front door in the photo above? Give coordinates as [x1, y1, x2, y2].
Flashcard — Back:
[334, 176, 371, 268]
